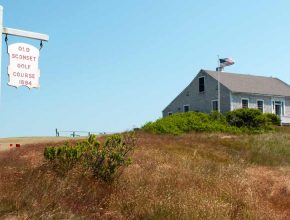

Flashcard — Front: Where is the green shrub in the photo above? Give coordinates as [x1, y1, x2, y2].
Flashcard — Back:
[44, 141, 90, 174]
[143, 110, 278, 135]
[264, 113, 281, 125]
[226, 108, 271, 129]
[44, 133, 136, 182]
[85, 133, 136, 182]
[142, 112, 240, 135]
[44, 147, 56, 160]
[209, 111, 227, 124]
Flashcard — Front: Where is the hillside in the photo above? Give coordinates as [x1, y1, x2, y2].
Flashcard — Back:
[1, 130, 290, 219]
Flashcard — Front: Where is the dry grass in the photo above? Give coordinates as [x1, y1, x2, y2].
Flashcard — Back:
[0, 137, 85, 152]
[1, 132, 290, 219]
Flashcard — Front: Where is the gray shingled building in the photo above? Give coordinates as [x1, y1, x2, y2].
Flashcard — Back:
[162, 69, 290, 124]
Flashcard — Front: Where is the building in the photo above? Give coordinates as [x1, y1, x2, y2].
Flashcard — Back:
[162, 69, 290, 124]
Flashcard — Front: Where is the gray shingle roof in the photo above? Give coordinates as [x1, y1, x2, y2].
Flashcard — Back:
[203, 69, 290, 97]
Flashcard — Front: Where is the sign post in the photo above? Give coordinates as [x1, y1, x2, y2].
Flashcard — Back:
[0, 5, 49, 91]
[0, 6, 3, 100]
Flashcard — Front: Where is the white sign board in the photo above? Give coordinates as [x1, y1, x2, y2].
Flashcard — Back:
[8, 43, 40, 88]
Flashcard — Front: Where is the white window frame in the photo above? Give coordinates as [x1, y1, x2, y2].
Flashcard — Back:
[257, 99, 264, 113]
[211, 99, 219, 111]
[198, 76, 205, 93]
[272, 101, 284, 116]
[241, 98, 249, 109]
[183, 104, 190, 112]
[168, 111, 173, 116]
[271, 97, 286, 116]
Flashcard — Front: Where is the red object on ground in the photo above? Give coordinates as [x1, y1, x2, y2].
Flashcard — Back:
[16, 144, 20, 148]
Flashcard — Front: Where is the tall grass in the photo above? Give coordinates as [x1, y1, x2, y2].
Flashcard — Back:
[245, 133, 290, 166]
[1, 131, 290, 219]
[215, 132, 290, 166]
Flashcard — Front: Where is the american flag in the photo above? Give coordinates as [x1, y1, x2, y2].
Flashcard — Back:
[219, 58, 235, 67]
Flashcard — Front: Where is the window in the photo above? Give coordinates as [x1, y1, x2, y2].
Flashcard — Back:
[184, 105, 189, 112]
[199, 77, 205, 92]
[241, 99, 249, 108]
[257, 100, 264, 112]
[168, 112, 172, 116]
[212, 100, 218, 111]
[272, 100, 285, 116]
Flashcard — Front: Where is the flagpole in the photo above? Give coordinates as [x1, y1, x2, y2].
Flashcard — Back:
[217, 55, 221, 113]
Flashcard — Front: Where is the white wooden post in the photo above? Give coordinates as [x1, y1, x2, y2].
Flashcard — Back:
[2, 27, 49, 41]
[0, 6, 3, 101]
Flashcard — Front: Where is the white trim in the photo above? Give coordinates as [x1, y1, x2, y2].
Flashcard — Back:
[211, 99, 219, 111]
[271, 97, 285, 102]
[232, 92, 289, 98]
[271, 97, 286, 116]
[271, 100, 275, 114]
[183, 104, 190, 112]
[272, 101, 284, 116]
[241, 98, 249, 108]
[256, 99, 264, 113]
[198, 76, 205, 93]
[275, 102, 282, 116]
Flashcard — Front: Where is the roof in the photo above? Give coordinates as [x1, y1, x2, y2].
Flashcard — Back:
[203, 69, 290, 97]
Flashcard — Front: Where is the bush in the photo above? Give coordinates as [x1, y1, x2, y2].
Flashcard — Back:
[143, 109, 279, 135]
[84, 133, 136, 182]
[226, 108, 271, 129]
[264, 113, 281, 125]
[209, 111, 227, 124]
[44, 133, 136, 182]
[142, 112, 240, 135]
[44, 142, 88, 174]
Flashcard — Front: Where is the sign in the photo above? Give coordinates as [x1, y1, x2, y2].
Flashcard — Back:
[8, 43, 40, 88]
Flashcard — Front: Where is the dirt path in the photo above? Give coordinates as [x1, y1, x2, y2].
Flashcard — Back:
[0, 137, 85, 152]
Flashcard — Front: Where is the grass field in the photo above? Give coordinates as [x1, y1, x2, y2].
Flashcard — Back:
[1, 130, 290, 219]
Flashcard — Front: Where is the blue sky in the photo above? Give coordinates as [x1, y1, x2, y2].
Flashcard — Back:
[0, 1, 290, 137]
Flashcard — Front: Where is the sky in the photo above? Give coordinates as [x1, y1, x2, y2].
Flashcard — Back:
[0, 1, 290, 137]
